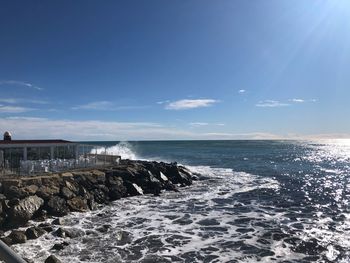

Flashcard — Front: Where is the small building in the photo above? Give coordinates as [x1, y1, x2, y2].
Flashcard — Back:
[0, 132, 121, 175]
[0, 131, 79, 172]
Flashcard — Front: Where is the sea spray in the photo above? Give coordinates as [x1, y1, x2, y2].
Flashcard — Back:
[93, 141, 137, 160]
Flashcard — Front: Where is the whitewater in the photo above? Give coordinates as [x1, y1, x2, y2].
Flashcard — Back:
[10, 140, 350, 262]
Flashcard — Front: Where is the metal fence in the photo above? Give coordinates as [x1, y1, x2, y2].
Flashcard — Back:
[0, 144, 120, 176]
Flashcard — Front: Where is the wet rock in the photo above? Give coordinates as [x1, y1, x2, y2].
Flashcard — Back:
[8, 230, 27, 244]
[51, 241, 69, 251]
[45, 255, 62, 263]
[67, 196, 89, 212]
[54, 227, 84, 238]
[38, 223, 54, 232]
[124, 182, 143, 196]
[6, 195, 44, 228]
[60, 186, 75, 200]
[91, 185, 109, 204]
[25, 226, 46, 239]
[52, 218, 64, 225]
[46, 196, 69, 216]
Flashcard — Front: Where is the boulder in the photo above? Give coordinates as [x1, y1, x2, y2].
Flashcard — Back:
[8, 230, 27, 244]
[91, 185, 109, 204]
[60, 187, 75, 200]
[51, 241, 69, 251]
[64, 181, 79, 195]
[38, 223, 54, 232]
[4, 186, 29, 199]
[45, 255, 62, 263]
[37, 186, 60, 200]
[46, 196, 69, 216]
[6, 195, 44, 228]
[25, 226, 46, 239]
[107, 176, 127, 200]
[22, 185, 39, 195]
[54, 227, 84, 238]
[124, 182, 143, 196]
[67, 197, 89, 212]
[52, 218, 64, 225]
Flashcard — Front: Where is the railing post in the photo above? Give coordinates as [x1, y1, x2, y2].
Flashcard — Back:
[0, 240, 27, 263]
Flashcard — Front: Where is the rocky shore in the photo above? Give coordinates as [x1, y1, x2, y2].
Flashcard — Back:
[0, 160, 196, 262]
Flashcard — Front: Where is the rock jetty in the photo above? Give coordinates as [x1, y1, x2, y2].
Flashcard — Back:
[0, 160, 196, 247]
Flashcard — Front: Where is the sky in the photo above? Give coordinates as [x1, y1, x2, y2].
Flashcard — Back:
[1, 0, 350, 141]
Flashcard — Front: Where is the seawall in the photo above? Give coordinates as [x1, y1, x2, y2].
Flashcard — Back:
[0, 159, 196, 248]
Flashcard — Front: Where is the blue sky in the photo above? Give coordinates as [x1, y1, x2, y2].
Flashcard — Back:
[1, 0, 350, 140]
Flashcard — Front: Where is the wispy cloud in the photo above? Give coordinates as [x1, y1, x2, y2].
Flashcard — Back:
[289, 98, 305, 103]
[238, 89, 246, 94]
[289, 98, 317, 103]
[256, 100, 290, 108]
[189, 122, 225, 127]
[0, 105, 34, 113]
[0, 98, 49, 105]
[1, 116, 348, 140]
[72, 101, 147, 111]
[165, 99, 219, 110]
[0, 80, 42, 91]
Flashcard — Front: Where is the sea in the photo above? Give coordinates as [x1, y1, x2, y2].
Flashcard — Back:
[12, 140, 350, 262]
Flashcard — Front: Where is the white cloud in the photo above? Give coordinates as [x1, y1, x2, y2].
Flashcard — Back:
[189, 122, 225, 127]
[0, 105, 34, 113]
[0, 116, 348, 140]
[256, 100, 290, 108]
[72, 101, 146, 111]
[238, 89, 246, 93]
[0, 98, 49, 104]
[189, 122, 209, 126]
[289, 98, 305, 103]
[0, 80, 42, 90]
[156, 100, 170, 105]
[165, 99, 219, 110]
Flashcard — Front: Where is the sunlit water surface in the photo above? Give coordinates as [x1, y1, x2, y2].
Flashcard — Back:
[12, 140, 350, 262]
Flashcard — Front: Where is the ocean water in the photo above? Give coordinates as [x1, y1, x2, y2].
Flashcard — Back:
[12, 140, 350, 262]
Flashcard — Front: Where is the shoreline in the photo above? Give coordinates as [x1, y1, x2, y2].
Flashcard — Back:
[0, 159, 196, 262]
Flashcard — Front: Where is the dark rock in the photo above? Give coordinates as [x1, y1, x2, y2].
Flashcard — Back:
[107, 176, 127, 200]
[25, 226, 46, 239]
[60, 187, 75, 200]
[6, 195, 44, 228]
[8, 230, 27, 244]
[38, 223, 54, 232]
[52, 218, 64, 225]
[45, 255, 62, 263]
[63, 180, 79, 195]
[37, 186, 60, 200]
[67, 196, 89, 212]
[91, 186, 109, 204]
[3, 186, 29, 199]
[46, 196, 69, 216]
[54, 227, 84, 238]
[8, 198, 20, 207]
[22, 185, 39, 195]
[51, 241, 69, 251]
[124, 182, 143, 196]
